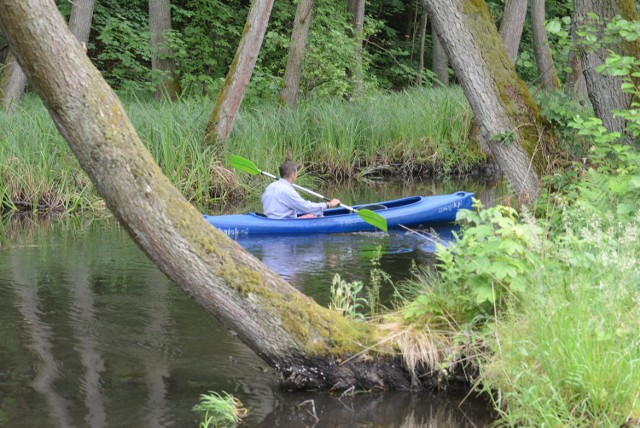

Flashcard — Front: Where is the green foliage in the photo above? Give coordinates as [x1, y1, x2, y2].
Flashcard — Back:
[329, 274, 368, 321]
[404, 201, 541, 326]
[92, 1, 153, 93]
[192, 391, 247, 428]
[536, 89, 591, 156]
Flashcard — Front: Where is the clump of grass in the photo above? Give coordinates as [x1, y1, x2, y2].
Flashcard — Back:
[192, 391, 247, 428]
[480, 211, 640, 426]
[2, 88, 484, 215]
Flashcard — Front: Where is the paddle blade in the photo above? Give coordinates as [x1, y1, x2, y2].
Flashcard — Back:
[357, 209, 388, 232]
[229, 155, 260, 175]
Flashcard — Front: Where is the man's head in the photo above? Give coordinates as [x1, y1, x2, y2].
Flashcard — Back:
[279, 161, 297, 180]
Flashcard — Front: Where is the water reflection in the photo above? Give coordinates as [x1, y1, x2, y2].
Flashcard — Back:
[0, 195, 495, 427]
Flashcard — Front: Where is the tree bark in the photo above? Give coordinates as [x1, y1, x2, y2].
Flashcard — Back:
[68, 0, 94, 45]
[498, 0, 528, 63]
[149, 0, 180, 100]
[1, 50, 27, 112]
[348, 0, 365, 95]
[416, 1, 428, 86]
[204, 0, 275, 146]
[564, 17, 588, 98]
[0, 0, 413, 392]
[1, 0, 95, 112]
[431, 26, 449, 86]
[531, 0, 560, 90]
[279, 0, 314, 107]
[424, 0, 557, 203]
[573, 0, 638, 143]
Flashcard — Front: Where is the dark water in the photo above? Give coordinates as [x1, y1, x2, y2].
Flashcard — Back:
[0, 180, 502, 427]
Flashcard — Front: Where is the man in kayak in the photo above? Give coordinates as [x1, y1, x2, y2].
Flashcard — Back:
[262, 161, 341, 219]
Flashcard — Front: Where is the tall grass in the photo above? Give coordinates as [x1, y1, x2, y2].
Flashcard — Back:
[394, 198, 640, 425]
[482, 211, 640, 426]
[1, 87, 483, 214]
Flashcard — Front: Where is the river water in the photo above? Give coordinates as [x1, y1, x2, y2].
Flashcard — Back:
[0, 179, 502, 427]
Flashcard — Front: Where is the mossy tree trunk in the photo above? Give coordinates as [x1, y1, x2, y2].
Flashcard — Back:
[574, 0, 639, 144]
[279, 0, 314, 107]
[425, 0, 557, 203]
[498, 0, 528, 63]
[0, 0, 413, 392]
[203, 0, 274, 147]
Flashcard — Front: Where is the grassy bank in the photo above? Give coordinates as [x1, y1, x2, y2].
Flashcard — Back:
[0, 87, 484, 214]
[388, 145, 640, 425]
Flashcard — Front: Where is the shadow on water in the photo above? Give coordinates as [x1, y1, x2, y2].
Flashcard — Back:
[0, 180, 502, 427]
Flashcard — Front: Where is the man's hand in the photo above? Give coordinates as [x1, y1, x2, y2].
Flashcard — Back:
[327, 199, 340, 208]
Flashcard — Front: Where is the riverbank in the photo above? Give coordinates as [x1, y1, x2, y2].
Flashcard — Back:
[0, 87, 489, 215]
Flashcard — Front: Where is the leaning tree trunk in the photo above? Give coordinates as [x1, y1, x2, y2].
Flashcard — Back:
[424, 0, 557, 203]
[531, 0, 560, 90]
[1, 51, 27, 112]
[2, 0, 95, 112]
[0, 0, 413, 392]
[149, 0, 181, 100]
[279, 0, 314, 107]
[415, 1, 428, 86]
[431, 26, 449, 86]
[574, 0, 639, 143]
[203, 0, 274, 146]
[498, 0, 528, 63]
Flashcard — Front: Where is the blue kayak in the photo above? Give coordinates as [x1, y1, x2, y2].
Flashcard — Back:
[204, 191, 474, 236]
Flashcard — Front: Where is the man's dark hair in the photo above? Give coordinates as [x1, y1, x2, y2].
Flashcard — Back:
[279, 161, 297, 179]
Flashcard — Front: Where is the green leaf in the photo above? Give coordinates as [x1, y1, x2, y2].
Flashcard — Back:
[473, 285, 494, 304]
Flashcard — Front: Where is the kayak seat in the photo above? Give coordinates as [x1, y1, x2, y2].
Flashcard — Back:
[359, 204, 387, 211]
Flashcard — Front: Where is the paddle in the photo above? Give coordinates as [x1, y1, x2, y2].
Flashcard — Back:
[229, 155, 388, 232]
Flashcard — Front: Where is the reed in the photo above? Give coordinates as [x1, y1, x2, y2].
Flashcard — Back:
[1, 88, 483, 214]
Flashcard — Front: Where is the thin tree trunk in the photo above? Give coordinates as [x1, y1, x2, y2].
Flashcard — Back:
[149, 0, 180, 100]
[279, 0, 314, 107]
[431, 26, 449, 86]
[204, 0, 275, 146]
[1, 51, 27, 112]
[498, 0, 528, 63]
[424, 0, 557, 203]
[416, 1, 428, 86]
[68, 0, 94, 45]
[564, 18, 588, 97]
[574, 0, 638, 142]
[531, 0, 560, 90]
[0, 0, 415, 391]
[348, 0, 365, 96]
